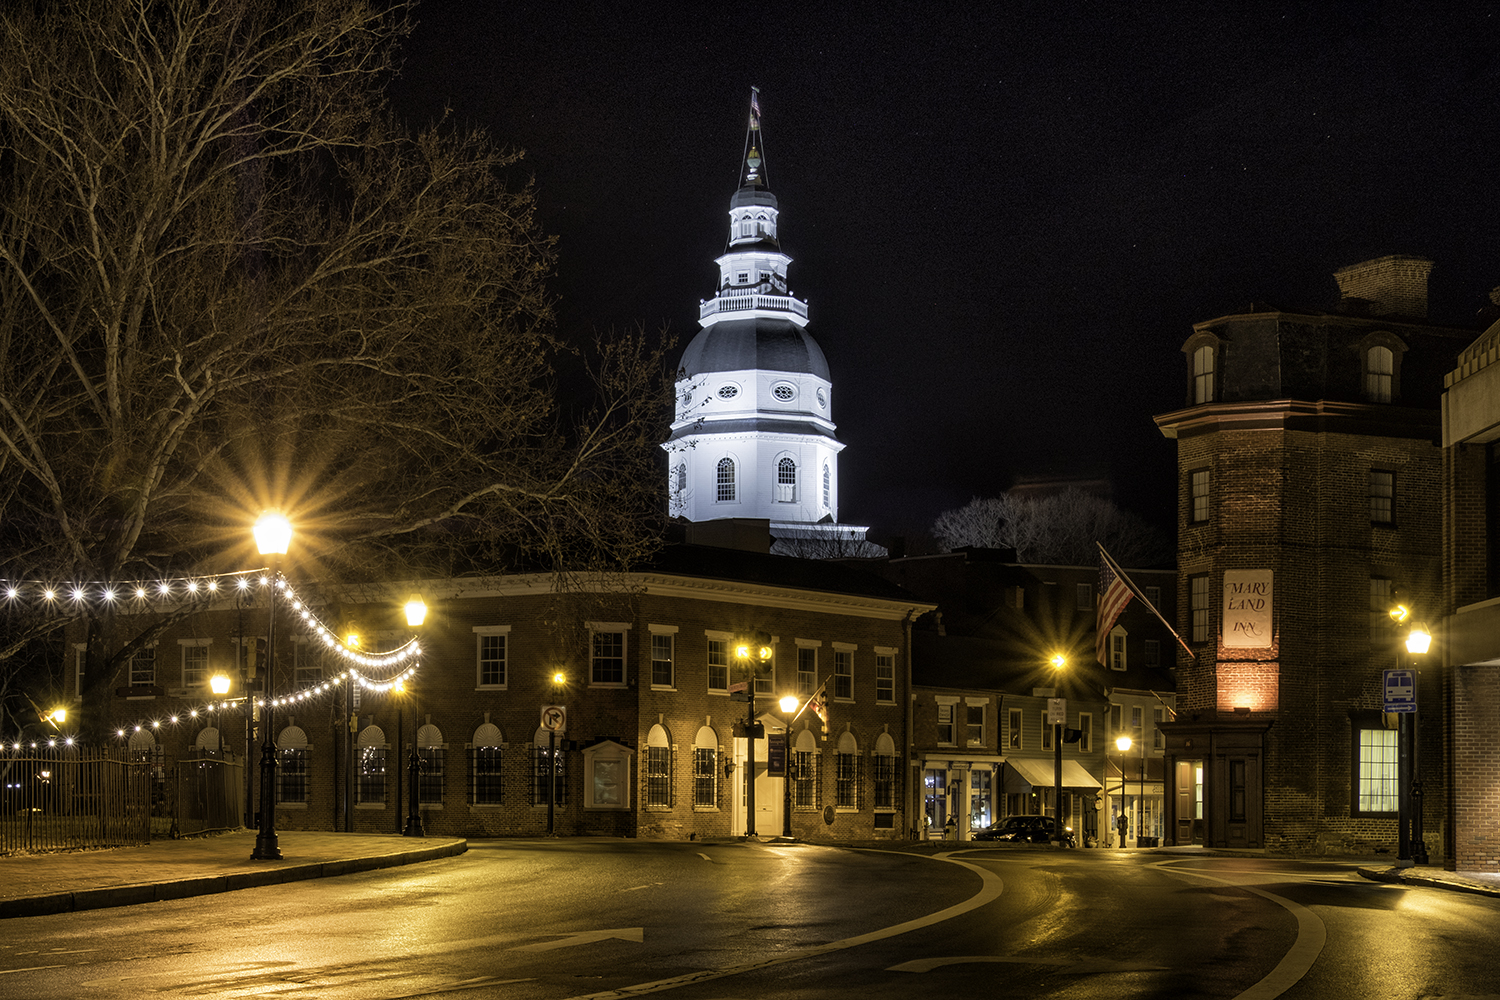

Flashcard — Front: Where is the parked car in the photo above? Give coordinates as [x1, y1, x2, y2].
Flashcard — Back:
[972, 815, 1076, 847]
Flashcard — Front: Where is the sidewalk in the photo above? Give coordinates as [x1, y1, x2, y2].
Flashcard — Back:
[0, 830, 467, 918]
[1355, 863, 1500, 898]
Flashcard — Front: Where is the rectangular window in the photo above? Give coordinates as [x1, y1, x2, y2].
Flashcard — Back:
[1370, 470, 1394, 524]
[357, 747, 386, 804]
[708, 639, 730, 692]
[1110, 703, 1123, 732]
[1190, 574, 1210, 643]
[1076, 583, 1092, 610]
[1008, 707, 1022, 749]
[693, 747, 717, 807]
[292, 640, 321, 687]
[1191, 468, 1210, 523]
[1154, 707, 1167, 749]
[874, 754, 896, 810]
[1355, 726, 1398, 814]
[591, 630, 625, 685]
[1370, 576, 1391, 613]
[181, 642, 209, 686]
[129, 646, 156, 687]
[1078, 712, 1093, 753]
[1130, 705, 1143, 735]
[278, 747, 310, 803]
[1194, 344, 1216, 404]
[936, 703, 955, 744]
[1041, 712, 1054, 750]
[966, 703, 985, 746]
[1145, 586, 1161, 607]
[1144, 639, 1161, 667]
[875, 653, 895, 703]
[651, 633, 674, 688]
[835, 752, 862, 809]
[645, 746, 671, 808]
[1110, 631, 1126, 671]
[470, 746, 503, 805]
[833, 649, 853, 700]
[476, 630, 507, 688]
[418, 747, 444, 805]
[797, 647, 817, 696]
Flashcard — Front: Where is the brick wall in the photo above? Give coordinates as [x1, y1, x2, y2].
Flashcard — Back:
[1452, 664, 1500, 870]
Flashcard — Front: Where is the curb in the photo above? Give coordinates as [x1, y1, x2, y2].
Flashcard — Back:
[1356, 865, 1500, 899]
[0, 839, 467, 919]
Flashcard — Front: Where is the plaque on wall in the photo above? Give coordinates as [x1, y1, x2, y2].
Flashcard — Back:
[1222, 569, 1273, 647]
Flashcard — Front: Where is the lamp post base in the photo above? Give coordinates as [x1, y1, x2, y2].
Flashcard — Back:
[403, 816, 425, 837]
[250, 834, 282, 860]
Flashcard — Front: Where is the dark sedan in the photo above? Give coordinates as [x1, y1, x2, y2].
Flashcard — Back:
[972, 815, 1076, 846]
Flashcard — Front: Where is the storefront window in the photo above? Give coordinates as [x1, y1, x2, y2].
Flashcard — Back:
[969, 769, 992, 830]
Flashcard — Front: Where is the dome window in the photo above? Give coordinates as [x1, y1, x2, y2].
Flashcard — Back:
[717, 384, 739, 400]
[816, 388, 827, 409]
[772, 383, 796, 402]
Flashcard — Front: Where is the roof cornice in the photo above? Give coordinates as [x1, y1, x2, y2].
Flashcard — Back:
[1155, 398, 1440, 441]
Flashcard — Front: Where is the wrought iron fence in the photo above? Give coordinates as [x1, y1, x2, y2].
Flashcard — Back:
[0, 748, 152, 854]
[169, 752, 244, 838]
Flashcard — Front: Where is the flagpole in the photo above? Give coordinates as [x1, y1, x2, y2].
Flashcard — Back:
[1097, 542, 1195, 660]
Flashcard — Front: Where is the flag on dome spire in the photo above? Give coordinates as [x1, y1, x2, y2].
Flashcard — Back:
[741, 87, 767, 188]
[750, 86, 761, 129]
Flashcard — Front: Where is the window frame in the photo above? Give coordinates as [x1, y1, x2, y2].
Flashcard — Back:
[1352, 715, 1398, 816]
[1365, 345, 1394, 403]
[1190, 574, 1211, 644]
[832, 646, 854, 701]
[1008, 707, 1023, 749]
[936, 700, 956, 746]
[796, 644, 817, 697]
[1370, 470, 1395, 525]
[1076, 583, 1092, 611]
[474, 626, 510, 690]
[966, 700, 985, 747]
[1109, 627, 1127, 671]
[875, 651, 895, 704]
[470, 744, 504, 806]
[707, 636, 731, 693]
[179, 639, 211, 687]
[716, 457, 736, 502]
[1078, 712, 1093, 753]
[649, 629, 676, 689]
[129, 644, 157, 687]
[588, 624, 628, 688]
[1190, 468, 1210, 523]
[1193, 343, 1216, 404]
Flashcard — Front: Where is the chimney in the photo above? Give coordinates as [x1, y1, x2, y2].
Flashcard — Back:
[1333, 255, 1434, 319]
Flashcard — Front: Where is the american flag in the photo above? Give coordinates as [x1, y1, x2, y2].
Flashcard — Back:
[1096, 549, 1133, 666]
[803, 677, 828, 732]
[750, 87, 761, 129]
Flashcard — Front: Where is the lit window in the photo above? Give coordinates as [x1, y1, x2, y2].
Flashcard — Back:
[717, 458, 736, 502]
[356, 726, 386, 805]
[835, 732, 861, 809]
[793, 730, 821, 810]
[874, 737, 897, 810]
[277, 726, 310, 803]
[470, 724, 503, 806]
[1366, 346, 1393, 403]
[1191, 468, 1210, 523]
[646, 726, 671, 809]
[1355, 726, 1397, 814]
[1194, 344, 1216, 403]
[1370, 470, 1394, 524]
[693, 726, 718, 808]
[936, 703, 954, 744]
[417, 725, 444, 806]
[532, 730, 567, 806]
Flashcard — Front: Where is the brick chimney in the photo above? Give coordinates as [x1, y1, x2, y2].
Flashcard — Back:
[1333, 255, 1434, 319]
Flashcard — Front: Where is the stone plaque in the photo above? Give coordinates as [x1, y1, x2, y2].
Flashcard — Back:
[1222, 569, 1273, 647]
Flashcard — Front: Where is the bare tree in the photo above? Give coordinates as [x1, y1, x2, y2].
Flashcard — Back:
[0, 1, 671, 736]
[933, 490, 1170, 566]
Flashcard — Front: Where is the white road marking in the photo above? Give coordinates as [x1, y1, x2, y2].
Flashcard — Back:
[516, 928, 644, 952]
[0, 966, 66, 976]
[890, 955, 1168, 973]
[696, 852, 712, 861]
[1156, 863, 1327, 1000]
[559, 851, 1004, 1000]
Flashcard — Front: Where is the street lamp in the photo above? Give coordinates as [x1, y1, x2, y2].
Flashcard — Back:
[1050, 653, 1065, 847]
[1116, 735, 1132, 848]
[547, 671, 565, 835]
[210, 674, 231, 697]
[736, 633, 773, 838]
[250, 509, 291, 861]
[403, 595, 427, 838]
[779, 694, 799, 838]
[1406, 622, 1432, 866]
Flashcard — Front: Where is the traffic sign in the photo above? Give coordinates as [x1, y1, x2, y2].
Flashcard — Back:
[541, 704, 567, 731]
[1383, 669, 1416, 713]
[1047, 698, 1066, 725]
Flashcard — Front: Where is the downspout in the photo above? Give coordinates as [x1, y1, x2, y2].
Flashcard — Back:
[904, 608, 917, 840]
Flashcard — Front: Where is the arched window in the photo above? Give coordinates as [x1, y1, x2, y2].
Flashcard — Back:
[1193, 345, 1216, 404]
[793, 729, 820, 811]
[278, 726, 310, 803]
[1366, 345, 1394, 403]
[195, 727, 221, 753]
[822, 464, 831, 509]
[417, 724, 445, 806]
[470, 723, 503, 806]
[874, 733, 898, 810]
[693, 726, 718, 808]
[533, 727, 567, 806]
[835, 731, 861, 809]
[717, 457, 736, 502]
[776, 456, 796, 502]
[646, 724, 672, 808]
[356, 725, 386, 805]
[675, 463, 687, 494]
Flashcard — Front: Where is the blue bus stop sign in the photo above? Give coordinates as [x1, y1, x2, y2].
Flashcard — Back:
[1383, 669, 1416, 713]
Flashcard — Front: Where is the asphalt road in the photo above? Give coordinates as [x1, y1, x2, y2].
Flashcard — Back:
[0, 841, 1496, 1000]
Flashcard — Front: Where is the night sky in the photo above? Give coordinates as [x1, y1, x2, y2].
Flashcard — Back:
[391, 4, 1500, 542]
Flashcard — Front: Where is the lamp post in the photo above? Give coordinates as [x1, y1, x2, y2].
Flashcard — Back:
[403, 595, 427, 838]
[779, 694, 799, 838]
[547, 671, 565, 835]
[1049, 654, 1065, 848]
[736, 633, 773, 838]
[1116, 735, 1132, 848]
[250, 509, 291, 861]
[1406, 622, 1431, 866]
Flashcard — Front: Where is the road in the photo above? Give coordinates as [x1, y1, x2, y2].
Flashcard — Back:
[1, 841, 1496, 1000]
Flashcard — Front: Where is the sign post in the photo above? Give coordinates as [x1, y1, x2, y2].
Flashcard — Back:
[541, 705, 566, 835]
[1048, 698, 1066, 847]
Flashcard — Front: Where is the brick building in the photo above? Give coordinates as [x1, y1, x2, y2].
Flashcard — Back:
[1154, 255, 1473, 854]
[90, 543, 932, 841]
[1438, 302, 1500, 871]
[868, 549, 1175, 846]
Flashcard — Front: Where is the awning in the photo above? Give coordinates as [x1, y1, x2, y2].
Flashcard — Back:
[1002, 758, 1102, 791]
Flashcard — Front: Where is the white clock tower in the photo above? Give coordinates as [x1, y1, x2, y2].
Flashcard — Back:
[664, 89, 875, 555]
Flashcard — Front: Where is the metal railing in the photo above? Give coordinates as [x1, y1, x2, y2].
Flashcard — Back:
[169, 752, 244, 838]
[0, 748, 152, 854]
[700, 294, 809, 322]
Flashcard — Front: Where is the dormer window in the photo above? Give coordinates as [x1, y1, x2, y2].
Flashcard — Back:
[1365, 346, 1393, 403]
[1193, 345, 1216, 404]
